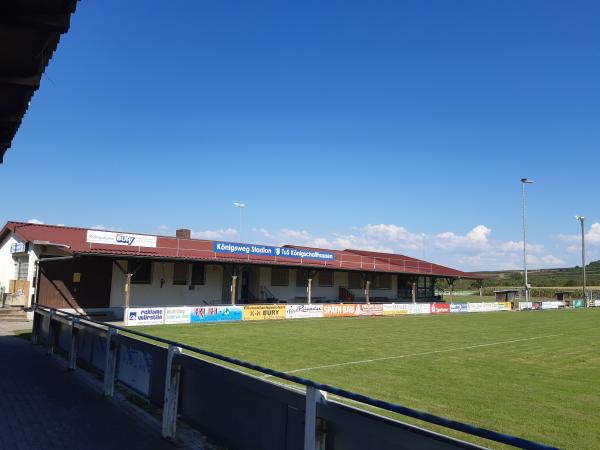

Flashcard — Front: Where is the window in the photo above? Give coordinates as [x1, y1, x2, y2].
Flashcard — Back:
[173, 262, 189, 285]
[128, 260, 152, 284]
[348, 272, 363, 289]
[296, 269, 308, 287]
[15, 256, 29, 280]
[191, 263, 205, 285]
[271, 268, 289, 286]
[318, 270, 334, 287]
[373, 274, 392, 290]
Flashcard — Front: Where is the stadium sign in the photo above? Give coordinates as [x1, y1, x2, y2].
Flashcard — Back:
[87, 230, 157, 248]
[190, 306, 243, 323]
[286, 304, 323, 319]
[213, 241, 335, 261]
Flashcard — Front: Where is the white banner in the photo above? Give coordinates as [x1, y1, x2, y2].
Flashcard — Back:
[87, 230, 157, 248]
[541, 301, 564, 310]
[383, 303, 412, 315]
[164, 307, 190, 324]
[286, 304, 324, 319]
[125, 307, 164, 326]
[594, 300, 600, 307]
[518, 302, 533, 310]
[406, 303, 431, 315]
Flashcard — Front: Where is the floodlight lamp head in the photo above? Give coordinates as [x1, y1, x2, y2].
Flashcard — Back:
[233, 202, 246, 208]
[576, 215, 585, 222]
[520, 178, 534, 184]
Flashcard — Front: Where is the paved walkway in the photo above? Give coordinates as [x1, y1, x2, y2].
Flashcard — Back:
[0, 320, 213, 450]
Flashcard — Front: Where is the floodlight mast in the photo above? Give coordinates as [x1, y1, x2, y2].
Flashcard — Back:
[233, 202, 246, 241]
[520, 178, 534, 303]
[575, 215, 587, 305]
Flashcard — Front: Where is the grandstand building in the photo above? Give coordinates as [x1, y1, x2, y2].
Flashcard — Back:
[0, 221, 479, 316]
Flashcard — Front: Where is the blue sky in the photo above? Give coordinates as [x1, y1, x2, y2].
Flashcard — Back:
[2, 0, 599, 270]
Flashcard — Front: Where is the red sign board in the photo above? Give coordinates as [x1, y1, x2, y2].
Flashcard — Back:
[430, 303, 450, 314]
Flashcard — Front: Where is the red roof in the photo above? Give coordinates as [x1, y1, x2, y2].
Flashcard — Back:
[1, 221, 480, 279]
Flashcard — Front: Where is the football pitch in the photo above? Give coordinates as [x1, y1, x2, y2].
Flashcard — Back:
[137, 309, 600, 449]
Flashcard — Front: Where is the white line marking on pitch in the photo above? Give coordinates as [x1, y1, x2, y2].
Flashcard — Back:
[260, 333, 562, 379]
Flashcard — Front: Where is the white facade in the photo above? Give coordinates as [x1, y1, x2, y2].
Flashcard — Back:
[0, 233, 39, 307]
[107, 260, 401, 307]
[109, 260, 225, 307]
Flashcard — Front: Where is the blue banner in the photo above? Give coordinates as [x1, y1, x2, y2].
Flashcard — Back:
[190, 306, 243, 323]
[450, 303, 469, 313]
[213, 241, 336, 261]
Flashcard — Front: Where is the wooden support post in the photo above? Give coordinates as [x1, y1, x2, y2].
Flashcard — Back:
[304, 386, 327, 450]
[307, 278, 312, 304]
[124, 273, 132, 309]
[162, 345, 182, 438]
[68, 318, 79, 371]
[450, 280, 454, 303]
[231, 275, 238, 305]
[365, 280, 371, 304]
[103, 328, 118, 397]
[412, 281, 416, 304]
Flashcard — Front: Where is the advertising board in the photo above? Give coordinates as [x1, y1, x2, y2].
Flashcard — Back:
[450, 303, 469, 313]
[126, 307, 164, 326]
[323, 303, 359, 317]
[518, 302, 532, 310]
[190, 306, 243, 323]
[430, 303, 450, 314]
[532, 302, 542, 310]
[497, 302, 512, 311]
[86, 230, 157, 248]
[383, 303, 411, 315]
[243, 304, 286, 321]
[285, 304, 323, 319]
[572, 299, 584, 308]
[406, 303, 432, 315]
[541, 301, 564, 310]
[594, 300, 600, 307]
[164, 307, 190, 324]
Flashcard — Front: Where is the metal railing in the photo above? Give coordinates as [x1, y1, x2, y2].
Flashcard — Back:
[31, 304, 557, 450]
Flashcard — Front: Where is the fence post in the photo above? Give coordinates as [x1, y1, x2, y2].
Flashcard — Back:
[304, 386, 327, 450]
[68, 317, 79, 371]
[31, 308, 40, 345]
[46, 310, 55, 355]
[103, 328, 118, 397]
[162, 345, 183, 438]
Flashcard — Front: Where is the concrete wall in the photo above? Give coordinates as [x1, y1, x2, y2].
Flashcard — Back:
[109, 260, 224, 307]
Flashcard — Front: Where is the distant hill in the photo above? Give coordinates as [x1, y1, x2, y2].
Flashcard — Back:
[468, 260, 600, 288]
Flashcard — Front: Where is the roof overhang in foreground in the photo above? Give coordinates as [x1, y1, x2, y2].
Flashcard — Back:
[2, 221, 483, 280]
[0, 1, 78, 163]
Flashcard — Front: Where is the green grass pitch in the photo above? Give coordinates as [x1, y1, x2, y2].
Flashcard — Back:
[137, 309, 600, 449]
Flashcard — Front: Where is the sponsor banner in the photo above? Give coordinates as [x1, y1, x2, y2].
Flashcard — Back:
[10, 242, 26, 253]
[518, 302, 532, 310]
[468, 302, 484, 312]
[572, 299, 585, 308]
[406, 303, 432, 315]
[243, 305, 286, 321]
[450, 303, 469, 313]
[164, 307, 190, 324]
[383, 303, 411, 315]
[430, 303, 450, 314]
[594, 300, 600, 307]
[532, 302, 542, 310]
[87, 230, 157, 248]
[541, 301, 564, 310]
[497, 302, 512, 311]
[356, 304, 384, 316]
[213, 241, 335, 261]
[286, 304, 323, 319]
[190, 306, 243, 323]
[323, 303, 360, 317]
[126, 307, 164, 326]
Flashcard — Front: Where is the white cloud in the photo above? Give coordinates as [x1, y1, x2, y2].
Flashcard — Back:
[27, 218, 44, 225]
[191, 228, 238, 240]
